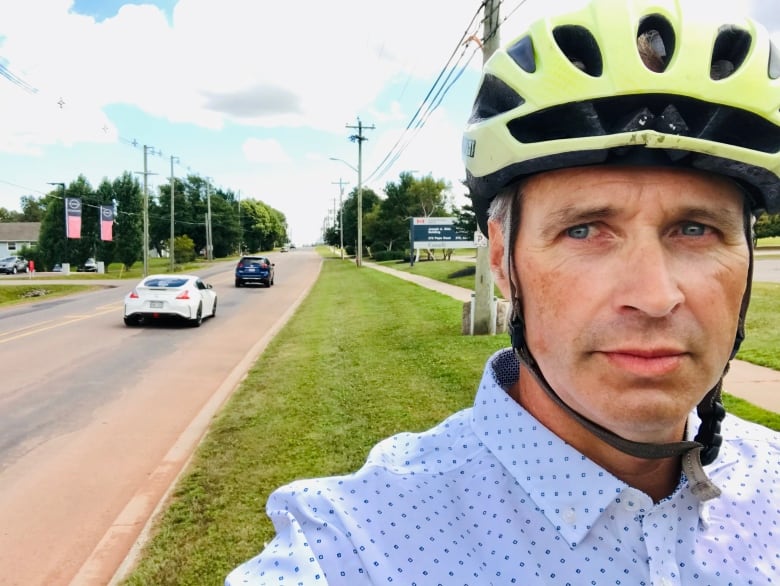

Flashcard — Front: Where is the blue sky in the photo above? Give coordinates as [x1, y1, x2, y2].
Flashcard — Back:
[0, 0, 775, 244]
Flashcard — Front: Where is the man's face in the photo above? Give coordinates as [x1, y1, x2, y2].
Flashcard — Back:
[492, 166, 749, 444]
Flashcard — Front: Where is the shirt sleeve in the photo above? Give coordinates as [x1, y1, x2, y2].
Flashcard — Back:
[225, 484, 369, 585]
[225, 505, 328, 585]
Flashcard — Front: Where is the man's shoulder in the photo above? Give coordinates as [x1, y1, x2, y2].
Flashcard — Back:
[269, 407, 480, 505]
[721, 412, 779, 443]
[716, 412, 780, 472]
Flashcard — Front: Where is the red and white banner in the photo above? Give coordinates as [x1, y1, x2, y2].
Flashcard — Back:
[100, 205, 114, 241]
[65, 198, 82, 239]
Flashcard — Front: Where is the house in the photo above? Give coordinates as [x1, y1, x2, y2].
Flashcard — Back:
[0, 222, 41, 257]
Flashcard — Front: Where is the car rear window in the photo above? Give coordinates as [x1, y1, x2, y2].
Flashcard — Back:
[241, 257, 268, 265]
[143, 277, 189, 288]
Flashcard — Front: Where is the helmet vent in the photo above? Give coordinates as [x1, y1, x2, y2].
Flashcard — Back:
[507, 35, 536, 73]
[711, 26, 752, 80]
[770, 41, 780, 80]
[552, 25, 603, 76]
[468, 74, 525, 123]
[637, 15, 676, 72]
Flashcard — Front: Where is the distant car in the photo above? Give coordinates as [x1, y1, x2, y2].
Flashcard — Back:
[235, 256, 275, 287]
[79, 258, 98, 272]
[123, 274, 217, 327]
[0, 256, 28, 274]
[280, 246, 289, 253]
[52, 263, 63, 272]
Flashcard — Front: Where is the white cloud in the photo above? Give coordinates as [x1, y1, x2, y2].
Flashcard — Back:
[242, 138, 290, 164]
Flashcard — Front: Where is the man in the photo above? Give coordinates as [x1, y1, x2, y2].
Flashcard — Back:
[227, 0, 780, 583]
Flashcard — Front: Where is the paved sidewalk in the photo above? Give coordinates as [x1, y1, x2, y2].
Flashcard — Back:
[366, 262, 780, 414]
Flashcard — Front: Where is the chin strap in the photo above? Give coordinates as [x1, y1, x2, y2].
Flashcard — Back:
[509, 316, 724, 501]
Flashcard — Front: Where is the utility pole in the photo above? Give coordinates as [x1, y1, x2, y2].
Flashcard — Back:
[471, 0, 500, 335]
[135, 145, 158, 277]
[346, 118, 374, 267]
[205, 179, 213, 260]
[332, 178, 348, 260]
[169, 155, 178, 272]
[237, 189, 242, 255]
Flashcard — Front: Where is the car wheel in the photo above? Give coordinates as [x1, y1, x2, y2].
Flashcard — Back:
[235, 279, 242, 287]
[11, 267, 16, 274]
[210, 298, 217, 317]
[190, 304, 203, 327]
[124, 315, 140, 327]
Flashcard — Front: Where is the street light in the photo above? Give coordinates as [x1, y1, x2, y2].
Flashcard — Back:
[329, 157, 360, 264]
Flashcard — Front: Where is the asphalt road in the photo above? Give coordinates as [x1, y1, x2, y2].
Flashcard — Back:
[0, 249, 322, 586]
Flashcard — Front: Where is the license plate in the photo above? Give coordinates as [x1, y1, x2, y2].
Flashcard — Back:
[150, 301, 163, 308]
[248, 267, 256, 272]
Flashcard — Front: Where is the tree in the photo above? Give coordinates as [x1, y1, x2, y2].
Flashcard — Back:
[38, 176, 96, 269]
[755, 212, 780, 239]
[208, 188, 241, 257]
[173, 235, 196, 263]
[340, 187, 380, 255]
[453, 201, 477, 236]
[112, 172, 143, 270]
[19, 195, 46, 222]
[364, 172, 451, 254]
[240, 199, 287, 252]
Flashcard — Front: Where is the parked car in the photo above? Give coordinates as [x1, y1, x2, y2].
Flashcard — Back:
[79, 258, 98, 272]
[123, 274, 217, 327]
[235, 255, 275, 287]
[0, 256, 28, 274]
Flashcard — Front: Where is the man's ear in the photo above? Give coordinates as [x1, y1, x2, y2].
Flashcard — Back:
[487, 219, 512, 299]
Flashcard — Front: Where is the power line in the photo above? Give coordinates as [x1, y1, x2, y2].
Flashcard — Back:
[365, 0, 532, 185]
[363, 2, 486, 183]
[0, 61, 38, 94]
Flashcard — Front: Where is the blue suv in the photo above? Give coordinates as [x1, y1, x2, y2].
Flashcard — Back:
[235, 256, 275, 287]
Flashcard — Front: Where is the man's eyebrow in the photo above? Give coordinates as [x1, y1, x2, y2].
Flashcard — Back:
[676, 206, 744, 234]
[540, 205, 615, 238]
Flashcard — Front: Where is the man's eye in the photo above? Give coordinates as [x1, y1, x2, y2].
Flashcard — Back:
[566, 225, 590, 239]
[681, 222, 707, 236]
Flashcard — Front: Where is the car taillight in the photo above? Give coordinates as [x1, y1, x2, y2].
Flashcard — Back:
[237, 262, 244, 268]
[129, 290, 139, 299]
[176, 290, 190, 299]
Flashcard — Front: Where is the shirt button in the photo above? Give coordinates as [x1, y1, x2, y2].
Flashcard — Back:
[659, 578, 673, 586]
[562, 508, 576, 524]
[624, 500, 638, 512]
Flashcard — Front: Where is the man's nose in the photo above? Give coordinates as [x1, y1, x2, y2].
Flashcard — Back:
[615, 239, 685, 318]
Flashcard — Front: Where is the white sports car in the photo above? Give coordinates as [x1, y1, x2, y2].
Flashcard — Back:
[123, 274, 217, 327]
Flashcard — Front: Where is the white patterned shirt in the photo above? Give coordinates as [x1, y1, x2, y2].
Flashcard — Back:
[226, 349, 780, 585]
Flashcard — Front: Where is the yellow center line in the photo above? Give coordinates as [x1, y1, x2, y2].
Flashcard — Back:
[0, 306, 119, 344]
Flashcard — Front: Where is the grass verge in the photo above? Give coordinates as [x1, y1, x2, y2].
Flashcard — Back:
[121, 255, 780, 585]
[0, 284, 100, 307]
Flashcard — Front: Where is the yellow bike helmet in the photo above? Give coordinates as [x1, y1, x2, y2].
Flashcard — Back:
[464, 0, 780, 235]
[462, 0, 780, 491]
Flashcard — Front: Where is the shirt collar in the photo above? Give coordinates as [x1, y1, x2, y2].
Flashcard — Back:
[470, 348, 707, 546]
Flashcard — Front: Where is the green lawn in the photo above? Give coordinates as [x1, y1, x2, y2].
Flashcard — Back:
[120, 253, 780, 586]
[0, 284, 101, 307]
[379, 257, 503, 296]
[736, 282, 780, 370]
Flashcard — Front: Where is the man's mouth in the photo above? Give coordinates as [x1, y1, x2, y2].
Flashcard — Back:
[600, 348, 687, 377]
